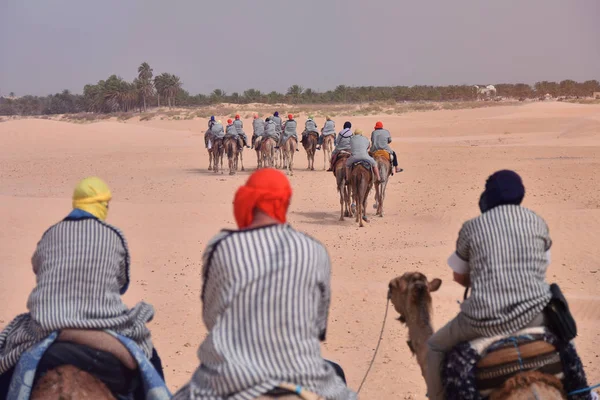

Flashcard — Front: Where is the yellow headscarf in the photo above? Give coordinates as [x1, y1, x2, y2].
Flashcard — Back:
[354, 129, 363, 135]
[72, 177, 112, 221]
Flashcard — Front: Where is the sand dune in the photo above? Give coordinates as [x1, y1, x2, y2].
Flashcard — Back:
[1, 102, 599, 398]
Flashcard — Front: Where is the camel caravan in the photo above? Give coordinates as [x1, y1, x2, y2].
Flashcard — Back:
[0, 172, 597, 399]
[205, 113, 403, 228]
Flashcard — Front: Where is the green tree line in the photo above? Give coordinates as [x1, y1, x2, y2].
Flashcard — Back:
[1, 62, 599, 116]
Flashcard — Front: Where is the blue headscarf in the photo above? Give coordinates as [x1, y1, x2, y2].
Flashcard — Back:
[274, 111, 279, 117]
[210, 116, 215, 121]
[343, 121, 352, 129]
[479, 170, 525, 213]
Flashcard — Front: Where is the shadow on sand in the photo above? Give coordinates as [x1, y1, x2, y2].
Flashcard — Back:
[184, 168, 256, 176]
[292, 210, 347, 226]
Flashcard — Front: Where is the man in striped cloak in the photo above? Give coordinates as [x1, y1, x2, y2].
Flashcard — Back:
[174, 168, 355, 400]
[0, 177, 164, 398]
[426, 170, 553, 400]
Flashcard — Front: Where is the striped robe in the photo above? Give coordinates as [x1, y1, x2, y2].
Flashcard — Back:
[174, 224, 355, 400]
[0, 213, 155, 374]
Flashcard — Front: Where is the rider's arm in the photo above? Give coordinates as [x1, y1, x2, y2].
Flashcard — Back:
[316, 246, 332, 342]
[32, 247, 41, 274]
[448, 223, 471, 286]
[116, 233, 130, 295]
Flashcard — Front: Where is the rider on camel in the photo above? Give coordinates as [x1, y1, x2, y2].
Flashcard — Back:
[426, 170, 553, 400]
[327, 121, 353, 171]
[317, 115, 336, 150]
[370, 121, 403, 173]
[173, 169, 355, 400]
[279, 114, 300, 152]
[344, 129, 382, 183]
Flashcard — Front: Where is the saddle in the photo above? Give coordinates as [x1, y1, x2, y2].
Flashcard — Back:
[331, 151, 351, 175]
[58, 329, 137, 370]
[371, 150, 391, 162]
[301, 131, 317, 145]
[443, 327, 578, 399]
[258, 384, 324, 400]
[351, 160, 373, 171]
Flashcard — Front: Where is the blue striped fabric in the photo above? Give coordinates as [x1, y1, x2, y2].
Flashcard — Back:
[455, 205, 553, 336]
[174, 224, 355, 400]
[0, 218, 155, 374]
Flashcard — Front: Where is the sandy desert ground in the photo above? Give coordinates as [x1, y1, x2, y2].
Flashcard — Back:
[1, 102, 599, 398]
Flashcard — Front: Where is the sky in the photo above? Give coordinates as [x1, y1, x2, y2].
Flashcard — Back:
[1, 0, 599, 96]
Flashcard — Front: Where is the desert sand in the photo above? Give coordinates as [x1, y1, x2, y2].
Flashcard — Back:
[1, 102, 599, 398]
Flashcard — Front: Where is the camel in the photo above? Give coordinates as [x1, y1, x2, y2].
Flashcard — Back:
[372, 151, 392, 217]
[322, 134, 335, 171]
[223, 137, 240, 175]
[275, 146, 283, 170]
[282, 137, 297, 176]
[334, 152, 352, 221]
[388, 272, 442, 380]
[205, 132, 215, 171]
[260, 137, 276, 168]
[388, 272, 567, 400]
[301, 132, 318, 171]
[254, 136, 263, 169]
[211, 138, 224, 174]
[348, 163, 373, 227]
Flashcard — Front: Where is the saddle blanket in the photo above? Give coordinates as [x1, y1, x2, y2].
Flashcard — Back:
[8, 331, 171, 400]
[352, 160, 373, 170]
[371, 150, 390, 162]
[442, 327, 593, 400]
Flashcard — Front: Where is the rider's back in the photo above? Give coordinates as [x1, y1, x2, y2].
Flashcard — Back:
[458, 204, 552, 336]
[370, 129, 392, 152]
[28, 219, 131, 329]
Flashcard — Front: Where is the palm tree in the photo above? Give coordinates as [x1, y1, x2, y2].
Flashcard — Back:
[287, 85, 303, 103]
[154, 73, 182, 108]
[243, 88, 262, 103]
[210, 89, 226, 104]
[137, 62, 154, 111]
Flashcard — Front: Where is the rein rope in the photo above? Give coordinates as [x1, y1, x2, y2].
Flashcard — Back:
[356, 298, 390, 394]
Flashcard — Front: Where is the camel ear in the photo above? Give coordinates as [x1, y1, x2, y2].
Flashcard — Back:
[388, 277, 407, 294]
[429, 278, 442, 293]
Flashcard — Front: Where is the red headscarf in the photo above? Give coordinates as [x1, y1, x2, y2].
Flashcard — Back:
[234, 168, 292, 229]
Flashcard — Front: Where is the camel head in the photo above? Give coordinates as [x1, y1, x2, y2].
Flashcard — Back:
[388, 272, 442, 379]
[388, 272, 442, 324]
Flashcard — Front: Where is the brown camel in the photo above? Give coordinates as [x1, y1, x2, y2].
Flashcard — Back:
[211, 138, 224, 174]
[334, 152, 352, 221]
[282, 137, 297, 176]
[349, 164, 373, 227]
[388, 273, 567, 400]
[260, 137, 276, 168]
[301, 132, 318, 170]
[223, 137, 239, 175]
[254, 136, 263, 169]
[237, 137, 245, 172]
[322, 134, 335, 171]
[372, 151, 392, 217]
[31, 329, 138, 400]
[388, 272, 442, 380]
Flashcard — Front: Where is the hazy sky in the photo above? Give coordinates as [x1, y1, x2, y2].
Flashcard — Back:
[1, 0, 599, 96]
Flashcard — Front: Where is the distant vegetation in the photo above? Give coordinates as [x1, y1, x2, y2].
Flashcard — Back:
[1, 62, 599, 116]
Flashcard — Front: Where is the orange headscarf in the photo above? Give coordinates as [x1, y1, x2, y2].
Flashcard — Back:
[233, 168, 292, 229]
